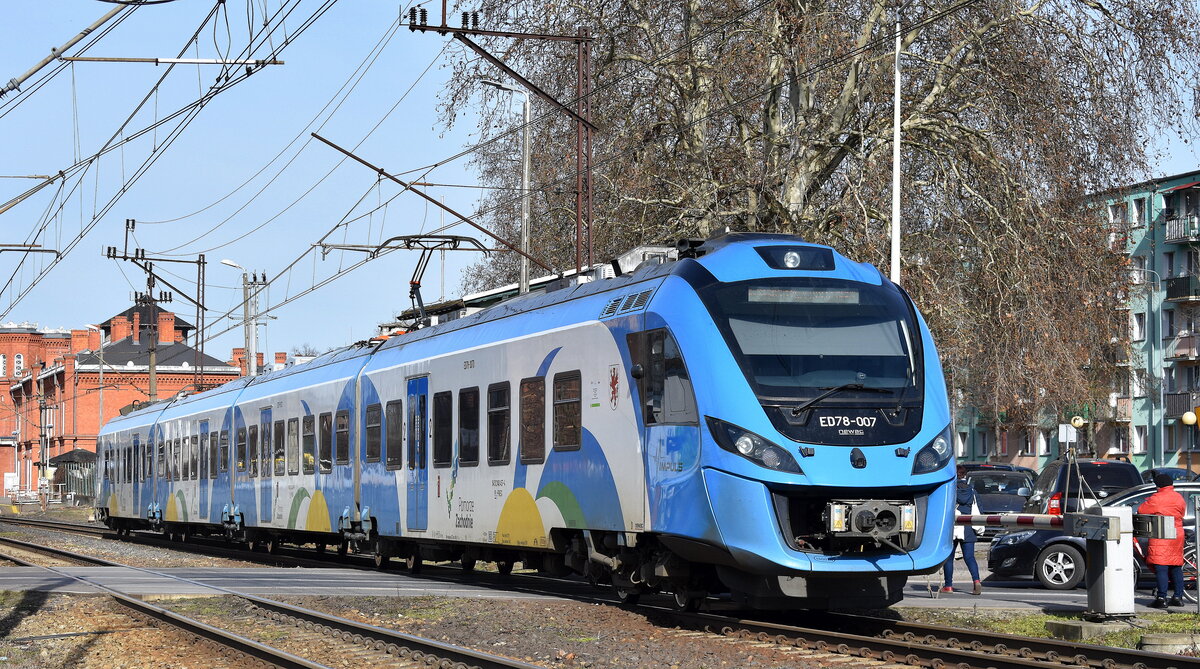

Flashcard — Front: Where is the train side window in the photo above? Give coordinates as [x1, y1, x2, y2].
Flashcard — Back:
[187, 436, 196, 481]
[181, 435, 190, 480]
[487, 382, 510, 465]
[209, 432, 218, 479]
[459, 388, 479, 466]
[433, 391, 453, 468]
[236, 427, 247, 472]
[260, 418, 272, 478]
[335, 410, 350, 465]
[553, 371, 582, 451]
[287, 417, 300, 475]
[248, 426, 259, 478]
[302, 415, 316, 474]
[365, 404, 382, 463]
[157, 439, 165, 479]
[385, 400, 403, 470]
[199, 421, 209, 480]
[273, 420, 285, 476]
[519, 377, 545, 464]
[319, 412, 332, 473]
[219, 430, 230, 473]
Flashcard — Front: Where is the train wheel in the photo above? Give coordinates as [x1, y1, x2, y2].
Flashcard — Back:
[496, 560, 513, 576]
[179, 526, 191, 543]
[460, 558, 477, 573]
[405, 549, 423, 574]
[246, 538, 260, 552]
[266, 537, 281, 555]
[615, 586, 641, 606]
[373, 539, 390, 570]
[672, 590, 704, 612]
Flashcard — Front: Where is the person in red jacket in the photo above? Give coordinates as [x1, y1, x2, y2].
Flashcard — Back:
[1138, 472, 1187, 608]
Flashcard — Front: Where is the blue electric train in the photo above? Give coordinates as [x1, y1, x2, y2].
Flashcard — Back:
[95, 232, 955, 610]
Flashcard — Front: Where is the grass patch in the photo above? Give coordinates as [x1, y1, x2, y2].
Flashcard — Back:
[895, 607, 1200, 649]
[564, 635, 600, 643]
[169, 596, 237, 618]
[257, 627, 290, 642]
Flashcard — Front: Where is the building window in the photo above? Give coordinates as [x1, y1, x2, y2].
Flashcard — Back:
[1165, 309, 1176, 338]
[365, 404, 382, 463]
[979, 432, 990, 458]
[433, 392, 453, 467]
[519, 377, 545, 464]
[14, 354, 23, 376]
[458, 388, 479, 466]
[0, 355, 7, 377]
[1132, 426, 1147, 454]
[956, 431, 968, 458]
[1112, 428, 1129, 454]
[1135, 197, 1147, 226]
[553, 372, 582, 451]
[487, 382, 510, 465]
[1019, 433, 1031, 456]
[1133, 313, 1146, 342]
[1038, 430, 1051, 456]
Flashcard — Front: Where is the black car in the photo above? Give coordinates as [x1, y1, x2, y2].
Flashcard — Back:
[988, 481, 1200, 589]
[1141, 467, 1197, 484]
[1021, 458, 1142, 515]
[964, 470, 1032, 539]
[962, 463, 1037, 479]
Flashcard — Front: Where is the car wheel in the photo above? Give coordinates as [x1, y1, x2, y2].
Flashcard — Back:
[1036, 544, 1085, 590]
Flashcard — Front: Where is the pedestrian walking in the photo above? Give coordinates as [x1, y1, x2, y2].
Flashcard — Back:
[1139, 472, 1187, 608]
[942, 464, 983, 595]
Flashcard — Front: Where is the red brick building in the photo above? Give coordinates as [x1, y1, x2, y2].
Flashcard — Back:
[2, 305, 255, 498]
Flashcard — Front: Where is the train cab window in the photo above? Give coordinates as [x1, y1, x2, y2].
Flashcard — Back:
[236, 427, 248, 472]
[519, 377, 545, 464]
[365, 404, 382, 463]
[628, 329, 698, 425]
[335, 410, 349, 465]
[459, 388, 479, 466]
[385, 400, 403, 470]
[433, 392, 453, 468]
[487, 382, 511, 465]
[219, 430, 230, 473]
[302, 415, 316, 475]
[273, 420, 285, 476]
[248, 425, 259, 477]
[210, 432, 219, 479]
[287, 417, 300, 475]
[318, 412, 332, 473]
[553, 372, 582, 451]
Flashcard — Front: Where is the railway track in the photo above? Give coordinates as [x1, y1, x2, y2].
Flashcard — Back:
[0, 533, 544, 668]
[5, 516, 1199, 668]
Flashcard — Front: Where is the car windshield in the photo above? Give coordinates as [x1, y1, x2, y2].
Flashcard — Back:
[967, 472, 1031, 495]
[1064, 463, 1142, 494]
[698, 277, 923, 403]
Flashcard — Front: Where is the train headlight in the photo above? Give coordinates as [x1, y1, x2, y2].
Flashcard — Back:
[782, 250, 802, 268]
[911, 424, 953, 474]
[706, 417, 802, 474]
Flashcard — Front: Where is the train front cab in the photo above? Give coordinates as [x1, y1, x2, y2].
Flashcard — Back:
[635, 237, 956, 609]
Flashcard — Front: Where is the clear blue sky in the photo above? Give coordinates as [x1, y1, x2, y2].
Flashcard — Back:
[1, 0, 503, 360]
[3, 1, 1198, 363]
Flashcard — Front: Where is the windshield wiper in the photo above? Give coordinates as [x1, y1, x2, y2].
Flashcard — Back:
[791, 383, 892, 416]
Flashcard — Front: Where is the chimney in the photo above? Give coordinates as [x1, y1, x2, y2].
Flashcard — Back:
[132, 311, 141, 344]
[275, 352, 287, 365]
[70, 329, 88, 352]
[87, 328, 101, 351]
[231, 347, 246, 375]
[158, 312, 174, 344]
[255, 352, 264, 374]
[112, 316, 130, 341]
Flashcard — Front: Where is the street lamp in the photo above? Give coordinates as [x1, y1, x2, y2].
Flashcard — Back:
[221, 259, 258, 377]
[482, 78, 532, 294]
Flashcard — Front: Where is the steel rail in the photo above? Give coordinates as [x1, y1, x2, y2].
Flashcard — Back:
[651, 608, 1199, 669]
[0, 526, 542, 669]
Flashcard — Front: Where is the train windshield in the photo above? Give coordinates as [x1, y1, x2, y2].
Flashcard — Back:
[700, 277, 922, 404]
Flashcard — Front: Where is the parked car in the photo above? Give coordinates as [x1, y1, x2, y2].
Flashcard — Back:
[989, 481, 1200, 589]
[962, 463, 1037, 479]
[1021, 458, 1143, 515]
[964, 470, 1033, 539]
[1141, 467, 1197, 484]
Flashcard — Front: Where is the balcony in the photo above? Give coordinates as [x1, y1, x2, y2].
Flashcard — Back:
[1166, 275, 1200, 302]
[1165, 391, 1200, 418]
[1165, 215, 1200, 244]
[1167, 334, 1200, 362]
[1099, 396, 1132, 423]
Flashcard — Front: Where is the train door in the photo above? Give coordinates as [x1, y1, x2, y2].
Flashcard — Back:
[406, 375, 428, 531]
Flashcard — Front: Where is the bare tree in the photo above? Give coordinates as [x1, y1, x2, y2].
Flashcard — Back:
[441, 0, 1200, 425]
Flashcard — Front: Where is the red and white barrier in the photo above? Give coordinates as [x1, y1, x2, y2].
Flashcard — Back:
[955, 513, 1064, 529]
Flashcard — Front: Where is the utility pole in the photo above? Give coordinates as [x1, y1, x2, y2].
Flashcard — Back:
[483, 80, 532, 293]
[222, 260, 267, 376]
[889, 2, 903, 285]
[407, 9, 596, 273]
